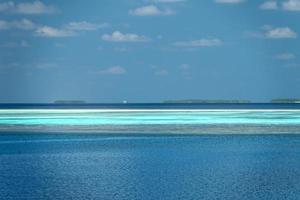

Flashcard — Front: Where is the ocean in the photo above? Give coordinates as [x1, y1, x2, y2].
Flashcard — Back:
[0, 103, 300, 199]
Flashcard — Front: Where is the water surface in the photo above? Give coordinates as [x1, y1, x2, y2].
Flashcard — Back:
[0, 134, 300, 200]
[0, 107, 300, 134]
[1, 104, 300, 199]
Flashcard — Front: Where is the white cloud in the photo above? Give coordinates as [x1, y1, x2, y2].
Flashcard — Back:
[214, 0, 245, 4]
[20, 40, 29, 47]
[284, 63, 300, 69]
[0, 1, 14, 12]
[102, 31, 149, 42]
[35, 21, 106, 38]
[55, 43, 65, 48]
[1, 42, 17, 48]
[282, 0, 300, 11]
[98, 66, 126, 75]
[248, 26, 298, 39]
[35, 26, 74, 37]
[174, 39, 223, 47]
[265, 27, 297, 39]
[258, 0, 300, 11]
[0, 19, 35, 30]
[15, 1, 56, 14]
[129, 5, 175, 16]
[151, 0, 186, 3]
[66, 21, 108, 31]
[155, 69, 169, 76]
[2, 40, 29, 48]
[11, 18, 36, 29]
[0, 20, 9, 30]
[35, 63, 57, 69]
[260, 1, 278, 10]
[0, 19, 104, 37]
[275, 53, 296, 60]
[0, 1, 57, 14]
[179, 64, 191, 78]
[179, 64, 190, 70]
[0, 62, 21, 69]
[114, 47, 129, 52]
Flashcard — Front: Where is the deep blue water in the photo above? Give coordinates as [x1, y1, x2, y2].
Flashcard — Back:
[1, 134, 300, 200]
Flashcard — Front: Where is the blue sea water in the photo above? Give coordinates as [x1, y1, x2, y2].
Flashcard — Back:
[1, 134, 300, 200]
[0, 104, 300, 199]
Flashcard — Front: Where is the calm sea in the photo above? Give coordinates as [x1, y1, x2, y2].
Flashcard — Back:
[0, 104, 300, 199]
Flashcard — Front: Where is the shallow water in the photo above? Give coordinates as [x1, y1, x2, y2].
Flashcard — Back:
[0, 134, 300, 200]
[1, 109, 300, 134]
[1, 109, 300, 125]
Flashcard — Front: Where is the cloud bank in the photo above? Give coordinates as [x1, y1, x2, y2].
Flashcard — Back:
[102, 31, 149, 42]
[0, 1, 57, 14]
[129, 5, 175, 16]
[174, 39, 223, 47]
[98, 66, 126, 75]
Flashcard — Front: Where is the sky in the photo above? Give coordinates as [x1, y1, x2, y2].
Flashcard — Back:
[0, 0, 299, 103]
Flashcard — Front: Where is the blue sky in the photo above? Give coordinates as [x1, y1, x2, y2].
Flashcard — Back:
[0, 0, 299, 103]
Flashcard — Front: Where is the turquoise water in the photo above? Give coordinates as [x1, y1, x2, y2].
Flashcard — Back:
[1, 109, 300, 125]
[0, 109, 300, 134]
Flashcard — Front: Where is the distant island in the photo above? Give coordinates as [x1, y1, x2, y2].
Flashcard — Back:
[54, 100, 86, 104]
[271, 99, 300, 103]
[163, 99, 251, 104]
